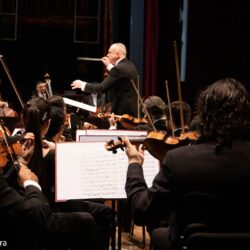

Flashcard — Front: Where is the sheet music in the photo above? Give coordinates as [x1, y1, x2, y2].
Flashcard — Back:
[56, 142, 159, 201]
[63, 97, 97, 112]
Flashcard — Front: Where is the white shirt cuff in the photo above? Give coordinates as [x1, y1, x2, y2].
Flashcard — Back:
[24, 180, 42, 191]
[106, 64, 114, 71]
[109, 125, 117, 130]
[81, 81, 87, 91]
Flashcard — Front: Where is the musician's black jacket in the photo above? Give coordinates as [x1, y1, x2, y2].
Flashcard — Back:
[0, 175, 51, 249]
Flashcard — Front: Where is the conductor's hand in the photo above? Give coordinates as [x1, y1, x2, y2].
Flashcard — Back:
[71, 80, 84, 90]
[101, 56, 111, 67]
[123, 136, 144, 165]
[18, 165, 39, 188]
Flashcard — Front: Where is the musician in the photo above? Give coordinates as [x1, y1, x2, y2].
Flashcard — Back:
[137, 95, 168, 131]
[31, 80, 49, 100]
[21, 97, 114, 249]
[71, 42, 139, 117]
[124, 78, 250, 250]
[44, 106, 65, 143]
[48, 95, 79, 141]
[79, 92, 108, 118]
[165, 100, 192, 136]
[106, 95, 168, 132]
[1, 151, 103, 249]
[0, 163, 50, 249]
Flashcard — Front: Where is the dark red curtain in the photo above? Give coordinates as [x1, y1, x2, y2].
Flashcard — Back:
[144, 0, 158, 98]
[103, 0, 113, 53]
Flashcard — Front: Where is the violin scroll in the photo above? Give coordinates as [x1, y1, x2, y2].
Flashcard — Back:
[105, 137, 124, 154]
[105, 136, 145, 154]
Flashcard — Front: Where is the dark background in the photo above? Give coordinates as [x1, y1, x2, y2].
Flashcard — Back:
[0, 0, 249, 114]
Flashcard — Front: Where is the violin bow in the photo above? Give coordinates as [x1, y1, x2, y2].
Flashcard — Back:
[0, 55, 24, 109]
[130, 79, 156, 131]
[44, 73, 53, 96]
[173, 41, 185, 135]
[165, 80, 175, 137]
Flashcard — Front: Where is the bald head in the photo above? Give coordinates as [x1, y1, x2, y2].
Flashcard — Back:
[111, 43, 127, 57]
[107, 43, 127, 64]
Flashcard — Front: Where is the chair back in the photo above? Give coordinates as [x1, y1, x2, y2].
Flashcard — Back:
[182, 223, 250, 250]
[178, 192, 250, 250]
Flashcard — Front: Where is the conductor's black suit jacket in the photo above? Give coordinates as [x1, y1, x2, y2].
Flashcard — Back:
[125, 140, 250, 249]
[84, 58, 139, 116]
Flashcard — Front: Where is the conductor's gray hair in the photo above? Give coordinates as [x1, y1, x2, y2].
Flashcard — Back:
[112, 43, 127, 57]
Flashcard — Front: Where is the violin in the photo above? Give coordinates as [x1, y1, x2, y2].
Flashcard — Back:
[0, 121, 22, 178]
[119, 114, 148, 129]
[105, 136, 126, 154]
[105, 130, 199, 161]
[143, 131, 179, 160]
[97, 113, 148, 129]
[144, 130, 199, 160]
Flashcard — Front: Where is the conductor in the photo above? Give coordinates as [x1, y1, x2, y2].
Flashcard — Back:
[71, 43, 139, 117]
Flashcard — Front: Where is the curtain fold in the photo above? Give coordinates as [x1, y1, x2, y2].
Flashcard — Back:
[144, 0, 158, 98]
[103, 0, 113, 53]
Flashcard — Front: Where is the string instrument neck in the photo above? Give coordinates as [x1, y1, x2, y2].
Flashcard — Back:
[105, 130, 199, 161]
[97, 113, 148, 129]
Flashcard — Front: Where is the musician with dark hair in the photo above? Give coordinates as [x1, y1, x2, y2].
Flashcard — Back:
[21, 97, 114, 249]
[124, 78, 250, 250]
[136, 96, 168, 131]
[31, 80, 49, 100]
[1, 134, 104, 250]
[165, 100, 192, 136]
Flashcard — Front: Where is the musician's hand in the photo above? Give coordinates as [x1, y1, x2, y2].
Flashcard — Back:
[0, 100, 6, 108]
[19, 133, 35, 164]
[108, 113, 117, 130]
[82, 122, 98, 130]
[58, 135, 66, 143]
[42, 140, 55, 150]
[71, 80, 86, 91]
[18, 165, 39, 187]
[123, 136, 144, 165]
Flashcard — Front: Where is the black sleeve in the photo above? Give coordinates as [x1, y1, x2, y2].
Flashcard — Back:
[0, 176, 26, 219]
[24, 185, 51, 231]
[0, 175, 51, 232]
[84, 67, 122, 93]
